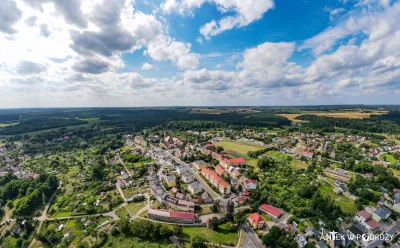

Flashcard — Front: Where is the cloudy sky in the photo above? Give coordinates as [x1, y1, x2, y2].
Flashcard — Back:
[0, 0, 399, 107]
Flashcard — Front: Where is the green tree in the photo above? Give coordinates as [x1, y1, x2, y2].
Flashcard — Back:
[191, 236, 207, 248]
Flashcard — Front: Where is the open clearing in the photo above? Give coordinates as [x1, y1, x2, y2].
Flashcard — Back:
[277, 111, 388, 123]
[319, 184, 358, 214]
[213, 141, 264, 160]
[190, 108, 259, 115]
[182, 222, 238, 245]
[381, 154, 399, 164]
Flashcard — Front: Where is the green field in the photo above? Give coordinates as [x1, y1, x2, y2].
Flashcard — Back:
[126, 201, 147, 216]
[381, 154, 399, 164]
[54, 212, 72, 218]
[182, 223, 238, 245]
[319, 184, 358, 214]
[265, 151, 291, 161]
[214, 141, 264, 159]
[116, 207, 129, 219]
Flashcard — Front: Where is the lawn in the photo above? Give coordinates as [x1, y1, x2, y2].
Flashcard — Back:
[381, 154, 399, 164]
[126, 201, 147, 216]
[103, 234, 174, 247]
[391, 169, 400, 178]
[116, 207, 129, 219]
[247, 158, 259, 167]
[266, 151, 291, 161]
[214, 141, 264, 160]
[54, 212, 72, 218]
[291, 160, 308, 169]
[195, 205, 213, 215]
[319, 184, 358, 214]
[182, 222, 238, 245]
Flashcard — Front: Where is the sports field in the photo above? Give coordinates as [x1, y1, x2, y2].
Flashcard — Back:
[213, 141, 264, 159]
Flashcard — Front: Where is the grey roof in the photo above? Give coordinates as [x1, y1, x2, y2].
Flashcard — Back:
[316, 241, 328, 248]
[348, 225, 364, 236]
[374, 208, 388, 218]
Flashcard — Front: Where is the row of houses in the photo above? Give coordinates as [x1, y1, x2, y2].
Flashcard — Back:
[147, 209, 198, 224]
[201, 167, 231, 195]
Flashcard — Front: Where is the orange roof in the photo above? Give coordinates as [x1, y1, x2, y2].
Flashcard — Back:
[219, 179, 230, 188]
[202, 167, 229, 188]
[249, 213, 264, 224]
[230, 157, 246, 164]
[215, 165, 225, 174]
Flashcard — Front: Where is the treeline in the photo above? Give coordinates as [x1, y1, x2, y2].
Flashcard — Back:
[248, 148, 276, 158]
[0, 173, 58, 217]
[117, 218, 181, 241]
[297, 114, 400, 133]
[0, 118, 87, 135]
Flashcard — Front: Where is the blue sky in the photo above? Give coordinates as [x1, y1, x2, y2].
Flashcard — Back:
[0, 0, 399, 107]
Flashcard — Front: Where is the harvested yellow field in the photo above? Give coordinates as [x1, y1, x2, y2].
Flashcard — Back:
[190, 108, 259, 114]
[276, 114, 309, 123]
[278, 111, 388, 122]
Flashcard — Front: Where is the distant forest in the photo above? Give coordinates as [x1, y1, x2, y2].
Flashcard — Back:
[1, 107, 400, 136]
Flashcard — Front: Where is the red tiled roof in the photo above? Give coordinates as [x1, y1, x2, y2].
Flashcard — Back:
[245, 179, 257, 185]
[365, 218, 379, 229]
[259, 204, 282, 218]
[202, 168, 229, 188]
[219, 179, 230, 188]
[230, 157, 246, 164]
[357, 210, 371, 220]
[215, 165, 225, 174]
[249, 213, 264, 224]
[170, 211, 198, 219]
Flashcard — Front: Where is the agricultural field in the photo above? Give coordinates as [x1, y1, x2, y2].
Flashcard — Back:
[319, 184, 358, 214]
[278, 110, 388, 123]
[182, 222, 238, 246]
[190, 108, 259, 114]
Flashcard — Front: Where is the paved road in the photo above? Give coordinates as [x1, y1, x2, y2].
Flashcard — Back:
[241, 223, 264, 248]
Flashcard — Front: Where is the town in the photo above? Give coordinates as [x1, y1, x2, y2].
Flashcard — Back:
[1, 107, 400, 248]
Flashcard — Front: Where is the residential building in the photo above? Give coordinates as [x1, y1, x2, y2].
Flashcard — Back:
[231, 168, 240, 178]
[147, 209, 198, 224]
[134, 136, 148, 147]
[192, 160, 208, 171]
[176, 166, 187, 175]
[316, 241, 328, 248]
[363, 218, 380, 231]
[116, 179, 125, 188]
[248, 213, 264, 229]
[215, 165, 227, 177]
[164, 174, 176, 188]
[295, 234, 308, 247]
[220, 157, 232, 169]
[201, 168, 231, 195]
[259, 203, 282, 219]
[147, 135, 160, 143]
[188, 181, 204, 195]
[372, 208, 390, 222]
[230, 157, 246, 166]
[243, 179, 257, 190]
[355, 210, 371, 223]
[181, 172, 195, 183]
